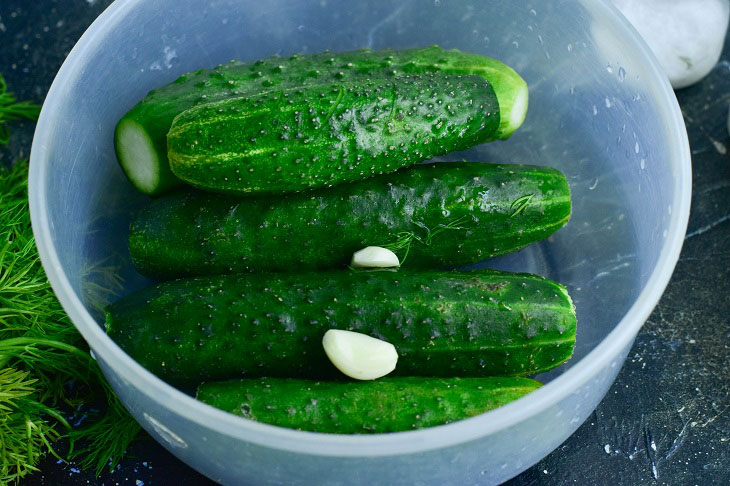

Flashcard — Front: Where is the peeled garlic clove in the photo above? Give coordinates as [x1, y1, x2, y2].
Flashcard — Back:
[351, 246, 400, 268]
[322, 329, 398, 380]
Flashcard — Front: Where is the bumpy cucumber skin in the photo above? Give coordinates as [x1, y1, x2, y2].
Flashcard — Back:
[129, 162, 571, 278]
[106, 270, 576, 386]
[115, 46, 526, 195]
[167, 75, 499, 194]
[196, 377, 541, 433]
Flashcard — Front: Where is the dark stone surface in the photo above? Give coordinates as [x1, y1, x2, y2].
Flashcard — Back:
[2, 1, 728, 484]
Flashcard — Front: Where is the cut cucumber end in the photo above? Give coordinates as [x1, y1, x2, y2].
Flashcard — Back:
[115, 118, 180, 196]
[497, 81, 529, 140]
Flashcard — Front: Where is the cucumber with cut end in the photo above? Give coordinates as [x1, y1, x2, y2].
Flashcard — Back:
[129, 162, 571, 278]
[115, 119, 177, 195]
[196, 377, 541, 433]
[105, 270, 576, 386]
[167, 75, 499, 195]
[115, 46, 527, 196]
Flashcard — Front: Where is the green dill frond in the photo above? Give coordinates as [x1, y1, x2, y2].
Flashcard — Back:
[0, 159, 141, 482]
[0, 74, 41, 147]
[510, 193, 534, 217]
[66, 389, 141, 476]
[0, 367, 66, 483]
[81, 256, 126, 314]
[0, 368, 36, 409]
[380, 232, 416, 264]
[419, 215, 468, 245]
[379, 215, 469, 264]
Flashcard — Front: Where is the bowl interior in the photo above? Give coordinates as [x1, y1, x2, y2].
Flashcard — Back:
[30, 0, 689, 483]
[55, 0, 670, 374]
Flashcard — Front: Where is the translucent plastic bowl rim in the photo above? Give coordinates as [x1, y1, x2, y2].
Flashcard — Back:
[28, 0, 691, 458]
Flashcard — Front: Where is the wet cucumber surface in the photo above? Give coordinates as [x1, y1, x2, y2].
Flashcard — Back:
[115, 46, 526, 194]
[167, 75, 499, 194]
[106, 270, 576, 387]
[129, 162, 571, 278]
[196, 377, 542, 433]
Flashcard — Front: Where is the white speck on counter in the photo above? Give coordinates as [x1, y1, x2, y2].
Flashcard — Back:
[605, 444, 611, 453]
[711, 138, 727, 154]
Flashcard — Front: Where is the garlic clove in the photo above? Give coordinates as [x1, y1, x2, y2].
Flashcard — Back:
[351, 246, 400, 268]
[322, 329, 398, 380]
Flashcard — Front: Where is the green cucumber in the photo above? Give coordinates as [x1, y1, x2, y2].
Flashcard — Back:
[129, 162, 571, 278]
[196, 377, 541, 433]
[106, 270, 576, 386]
[115, 46, 527, 196]
[167, 75, 499, 194]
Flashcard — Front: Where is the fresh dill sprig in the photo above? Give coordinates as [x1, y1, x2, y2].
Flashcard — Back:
[80, 256, 126, 314]
[0, 160, 142, 482]
[66, 388, 141, 475]
[0, 73, 141, 483]
[380, 231, 417, 264]
[510, 193, 534, 217]
[0, 74, 41, 147]
[0, 368, 66, 482]
[380, 215, 468, 264]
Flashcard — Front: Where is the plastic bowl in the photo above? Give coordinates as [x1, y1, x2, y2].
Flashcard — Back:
[29, 0, 690, 484]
